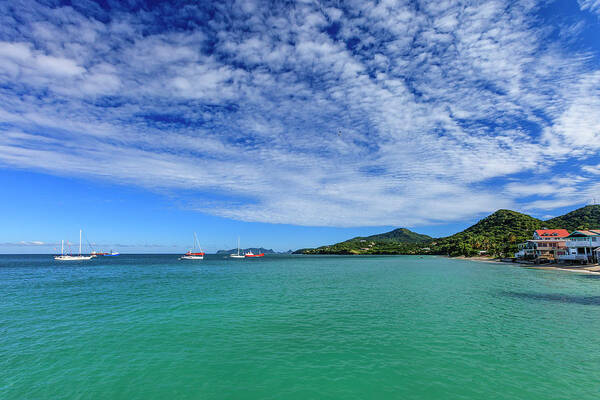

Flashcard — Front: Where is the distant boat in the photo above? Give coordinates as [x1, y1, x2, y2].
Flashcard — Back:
[230, 237, 245, 259]
[54, 230, 95, 261]
[244, 250, 264, 258]
[180, 233, 205, 260]
[91, 249, 119, 256]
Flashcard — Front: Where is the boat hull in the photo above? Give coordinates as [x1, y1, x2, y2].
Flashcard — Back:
[54, 255, 94, 261]
[179, 255, 204, 260]
[245, 253, 265, 258]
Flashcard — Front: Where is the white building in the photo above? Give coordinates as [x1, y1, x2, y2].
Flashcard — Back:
[515, 229, 569, 261]
[558, 230, 600, 264]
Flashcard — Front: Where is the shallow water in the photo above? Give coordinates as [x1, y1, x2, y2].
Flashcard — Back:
[2, 254, 600, 399]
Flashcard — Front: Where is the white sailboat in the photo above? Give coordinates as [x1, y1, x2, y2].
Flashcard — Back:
[230, 237, 245, 259]
[54, 230, 95, 261]
[180, 233, 205, 260]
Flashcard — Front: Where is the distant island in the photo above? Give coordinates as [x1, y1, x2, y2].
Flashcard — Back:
[216, 247, 279, 255]
[295, 205, 600, 258]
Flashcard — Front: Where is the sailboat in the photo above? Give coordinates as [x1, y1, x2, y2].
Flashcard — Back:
[244, 250, 264, 258]
[54, 230, 95, 261]
[230, 237, 245, 259]
[180, 233, 205, 260]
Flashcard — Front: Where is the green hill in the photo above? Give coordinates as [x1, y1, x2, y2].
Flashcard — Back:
[296, 205, 600, 257]
[545, 205, 600, 231]
[431, 209, 547, 257]
[363, 228, 432, 243]
[300, 228, 432, 255]
[433, 206, 600, 257]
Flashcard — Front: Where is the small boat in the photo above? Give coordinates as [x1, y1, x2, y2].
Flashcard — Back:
[180, 253, 204, 260]
[104, 250, 120, 257]
[54, 255, 95, 261]
[244, 250, 264, 258]
[54, 230, 95, 261]
[230, 237, 245, 259]
[180, 233, 205, 260]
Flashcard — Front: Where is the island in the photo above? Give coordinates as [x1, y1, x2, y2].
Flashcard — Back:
[295, 205, 600, 259]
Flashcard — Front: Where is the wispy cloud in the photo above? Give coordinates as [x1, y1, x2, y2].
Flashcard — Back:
[0, 1, 599, 227]
[583, 164, 600, 174]
[579, 0, 600, 16]
[0, 241, 51, 247]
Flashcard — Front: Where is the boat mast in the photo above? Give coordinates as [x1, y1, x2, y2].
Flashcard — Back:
[193, 232, 203, 253]
[61, 239, 64, 256]
[79, 229, 82, 256]
[237, 236, 240, 256]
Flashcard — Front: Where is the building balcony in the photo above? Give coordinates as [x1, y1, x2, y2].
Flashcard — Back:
[558, 254, 590, 261]
[566, 240, 598, 247]
[535, 245, 562, 250]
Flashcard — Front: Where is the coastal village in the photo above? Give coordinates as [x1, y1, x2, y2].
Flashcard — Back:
[515, 229, 600, 265]
[299, 205, 600, 267]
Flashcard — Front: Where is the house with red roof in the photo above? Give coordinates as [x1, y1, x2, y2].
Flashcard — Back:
[533, 229, 570, 240]
[515, 229, 570, 262]
[533, 229, 570, 261]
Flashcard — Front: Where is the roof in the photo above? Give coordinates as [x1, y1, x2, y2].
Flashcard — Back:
[528, 239, 566, 242]
[535, 229, 569, 238]
[567, 230, 600, 237]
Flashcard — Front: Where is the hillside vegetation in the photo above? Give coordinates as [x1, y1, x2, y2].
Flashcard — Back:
[296, 205, 600, 258]
[430, 209, 547, 257]
[363, 228, 432, 242]
[300, 228, 431, 255]
[546, 205, 600, 231]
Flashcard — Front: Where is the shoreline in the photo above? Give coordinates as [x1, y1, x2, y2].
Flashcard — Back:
[455, 255, 600, 275]
[528, 265, 600, 275]
[452, 255, 514, 265]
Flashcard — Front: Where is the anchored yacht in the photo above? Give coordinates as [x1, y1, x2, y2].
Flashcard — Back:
[54, 230, 95, 261]
[180, 233, 205, 260]
[230, 237, 245, 259]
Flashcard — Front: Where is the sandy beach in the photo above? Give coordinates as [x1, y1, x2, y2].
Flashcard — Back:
[454, 256, 513, 264]
[528, 265, 600, 275]
[455, 255, 600, 275]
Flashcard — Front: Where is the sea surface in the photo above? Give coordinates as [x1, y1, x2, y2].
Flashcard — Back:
[2, 254, 600, 399]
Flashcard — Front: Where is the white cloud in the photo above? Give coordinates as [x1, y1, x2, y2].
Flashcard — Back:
[583, 164, 600, 175]
[0, 241, 49, 247]
[0, 41, 85, 77]
[505, 183, 558, 197]
[522, 180, 600, 212]
[35, 54, 85, 76]
[579, 0, 600, 16]
[0, 42, 32, 61]
[543, 71, 600, 152]
[0, 1, 599, 227]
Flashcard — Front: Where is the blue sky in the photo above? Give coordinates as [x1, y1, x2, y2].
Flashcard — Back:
[1, 0, 600, 253]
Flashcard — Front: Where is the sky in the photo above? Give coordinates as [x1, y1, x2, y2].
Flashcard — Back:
[1, 0, 600, 253]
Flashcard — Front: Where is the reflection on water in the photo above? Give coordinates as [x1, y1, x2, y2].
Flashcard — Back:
[503, 291, 600, 306]
[577, 274, 600, 280]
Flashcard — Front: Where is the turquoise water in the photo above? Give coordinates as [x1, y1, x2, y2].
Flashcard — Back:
[2, 254, 600, 399]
